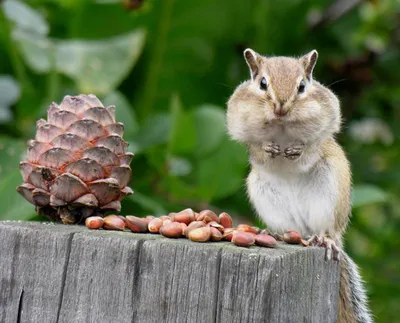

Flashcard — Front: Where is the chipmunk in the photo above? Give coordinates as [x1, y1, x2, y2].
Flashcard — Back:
[226, 48, 373, 323]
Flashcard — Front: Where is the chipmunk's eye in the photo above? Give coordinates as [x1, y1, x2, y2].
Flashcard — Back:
[260, 77, 268, 91]
[298, 80, 306, 93]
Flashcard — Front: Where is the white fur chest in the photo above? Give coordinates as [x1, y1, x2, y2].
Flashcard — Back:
[247, 160, 338, 237]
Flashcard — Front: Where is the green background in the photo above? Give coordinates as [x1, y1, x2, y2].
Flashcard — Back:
[0, 0, 399, 321]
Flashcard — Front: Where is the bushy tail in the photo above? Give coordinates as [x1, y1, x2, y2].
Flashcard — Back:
[338, 252, 374, 323]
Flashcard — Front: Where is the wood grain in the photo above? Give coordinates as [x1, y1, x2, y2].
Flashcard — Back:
[0, 221, 340, 323]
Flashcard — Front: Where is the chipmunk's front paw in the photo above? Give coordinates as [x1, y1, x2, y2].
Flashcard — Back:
[307, 235, 341, 261]
[284, 143, 305, 160]
[262, 142, 281, 158]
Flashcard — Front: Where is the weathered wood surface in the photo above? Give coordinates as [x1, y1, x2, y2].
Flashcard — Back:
[0, 221, 340, 323]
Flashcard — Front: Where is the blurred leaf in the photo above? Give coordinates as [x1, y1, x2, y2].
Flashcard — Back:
[0, 137, 35, 220]
[0, 170, 35, 221]
[56, 29, 146, 94]
[65, 1, 148, 39]
[127, 192, 167, 215]
[96, 0, 120, 3]
[145, 147, 167, 172]
[168, 95, 196, 155]
[161, 175, 198, 201]
[352, 184, 388, 208]
[13, 29, 147, 87]
[195, 137, 247, 201]
[103, 91, 138, 139]
[3, 0, 49, 35]
[0, 75, 20, 122]
[168, 156, 192, 176]
[193, 104, 226, 157]
[0, 137, 26, 180]
[137, 0, 252, 118]
[12, 29, 53, 73]
[133, 113, 171, 152]
[43, 0, 81, 9]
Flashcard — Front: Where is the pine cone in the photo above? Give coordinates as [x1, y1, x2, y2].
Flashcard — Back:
[16, 94, 134, 224]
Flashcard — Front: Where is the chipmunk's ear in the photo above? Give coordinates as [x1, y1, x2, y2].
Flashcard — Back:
[300, 50, 318, 81]
[244, 48, 261, 80]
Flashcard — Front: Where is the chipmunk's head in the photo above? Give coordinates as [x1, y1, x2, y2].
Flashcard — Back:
[226, 49, 340, 145]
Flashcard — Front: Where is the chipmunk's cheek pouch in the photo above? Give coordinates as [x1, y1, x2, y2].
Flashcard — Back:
[262, 106, 275, 124]
[304, 101, 321, 118]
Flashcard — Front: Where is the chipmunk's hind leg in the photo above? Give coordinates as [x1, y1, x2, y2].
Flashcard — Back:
[307, 234, 341, 261]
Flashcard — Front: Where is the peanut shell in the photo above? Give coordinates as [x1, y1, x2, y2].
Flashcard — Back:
[184, 221, 206, 237]
[197, 210, 219, 223]
[283, 230, 302, 244]
[232, 231, 255, 247]
[104, 215, 126, 231]
[210, 227, 223, 241]
[188, 227, 211, 242]
[218, 212, 233, 228]
[255, 234, 277, 248]
[85, 216, 104, 230]
[170, 208, 195, 225]
[160, 222, 183, 238]
[148, 218, 163, 233]
[125, 215, 149, 233]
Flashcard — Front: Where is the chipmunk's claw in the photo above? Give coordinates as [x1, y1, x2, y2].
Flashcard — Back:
[262, 142, 281, 158]
[307, 235, 341, 261]
[284, 143, 305, 160]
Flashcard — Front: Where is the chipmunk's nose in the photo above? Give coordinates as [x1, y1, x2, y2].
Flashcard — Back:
[274, 101, 288, 117]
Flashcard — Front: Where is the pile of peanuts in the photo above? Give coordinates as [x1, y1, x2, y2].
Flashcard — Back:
[85, 208, 306, 248]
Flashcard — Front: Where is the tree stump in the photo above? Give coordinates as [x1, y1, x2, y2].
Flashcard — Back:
[0, 221, 340, 323]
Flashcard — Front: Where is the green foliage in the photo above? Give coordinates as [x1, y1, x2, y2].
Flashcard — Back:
[0, 75, 20, 121]
[0, 137, 33, 220]
[352, 185, 389, 208]
[0, 0, 399, 321]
